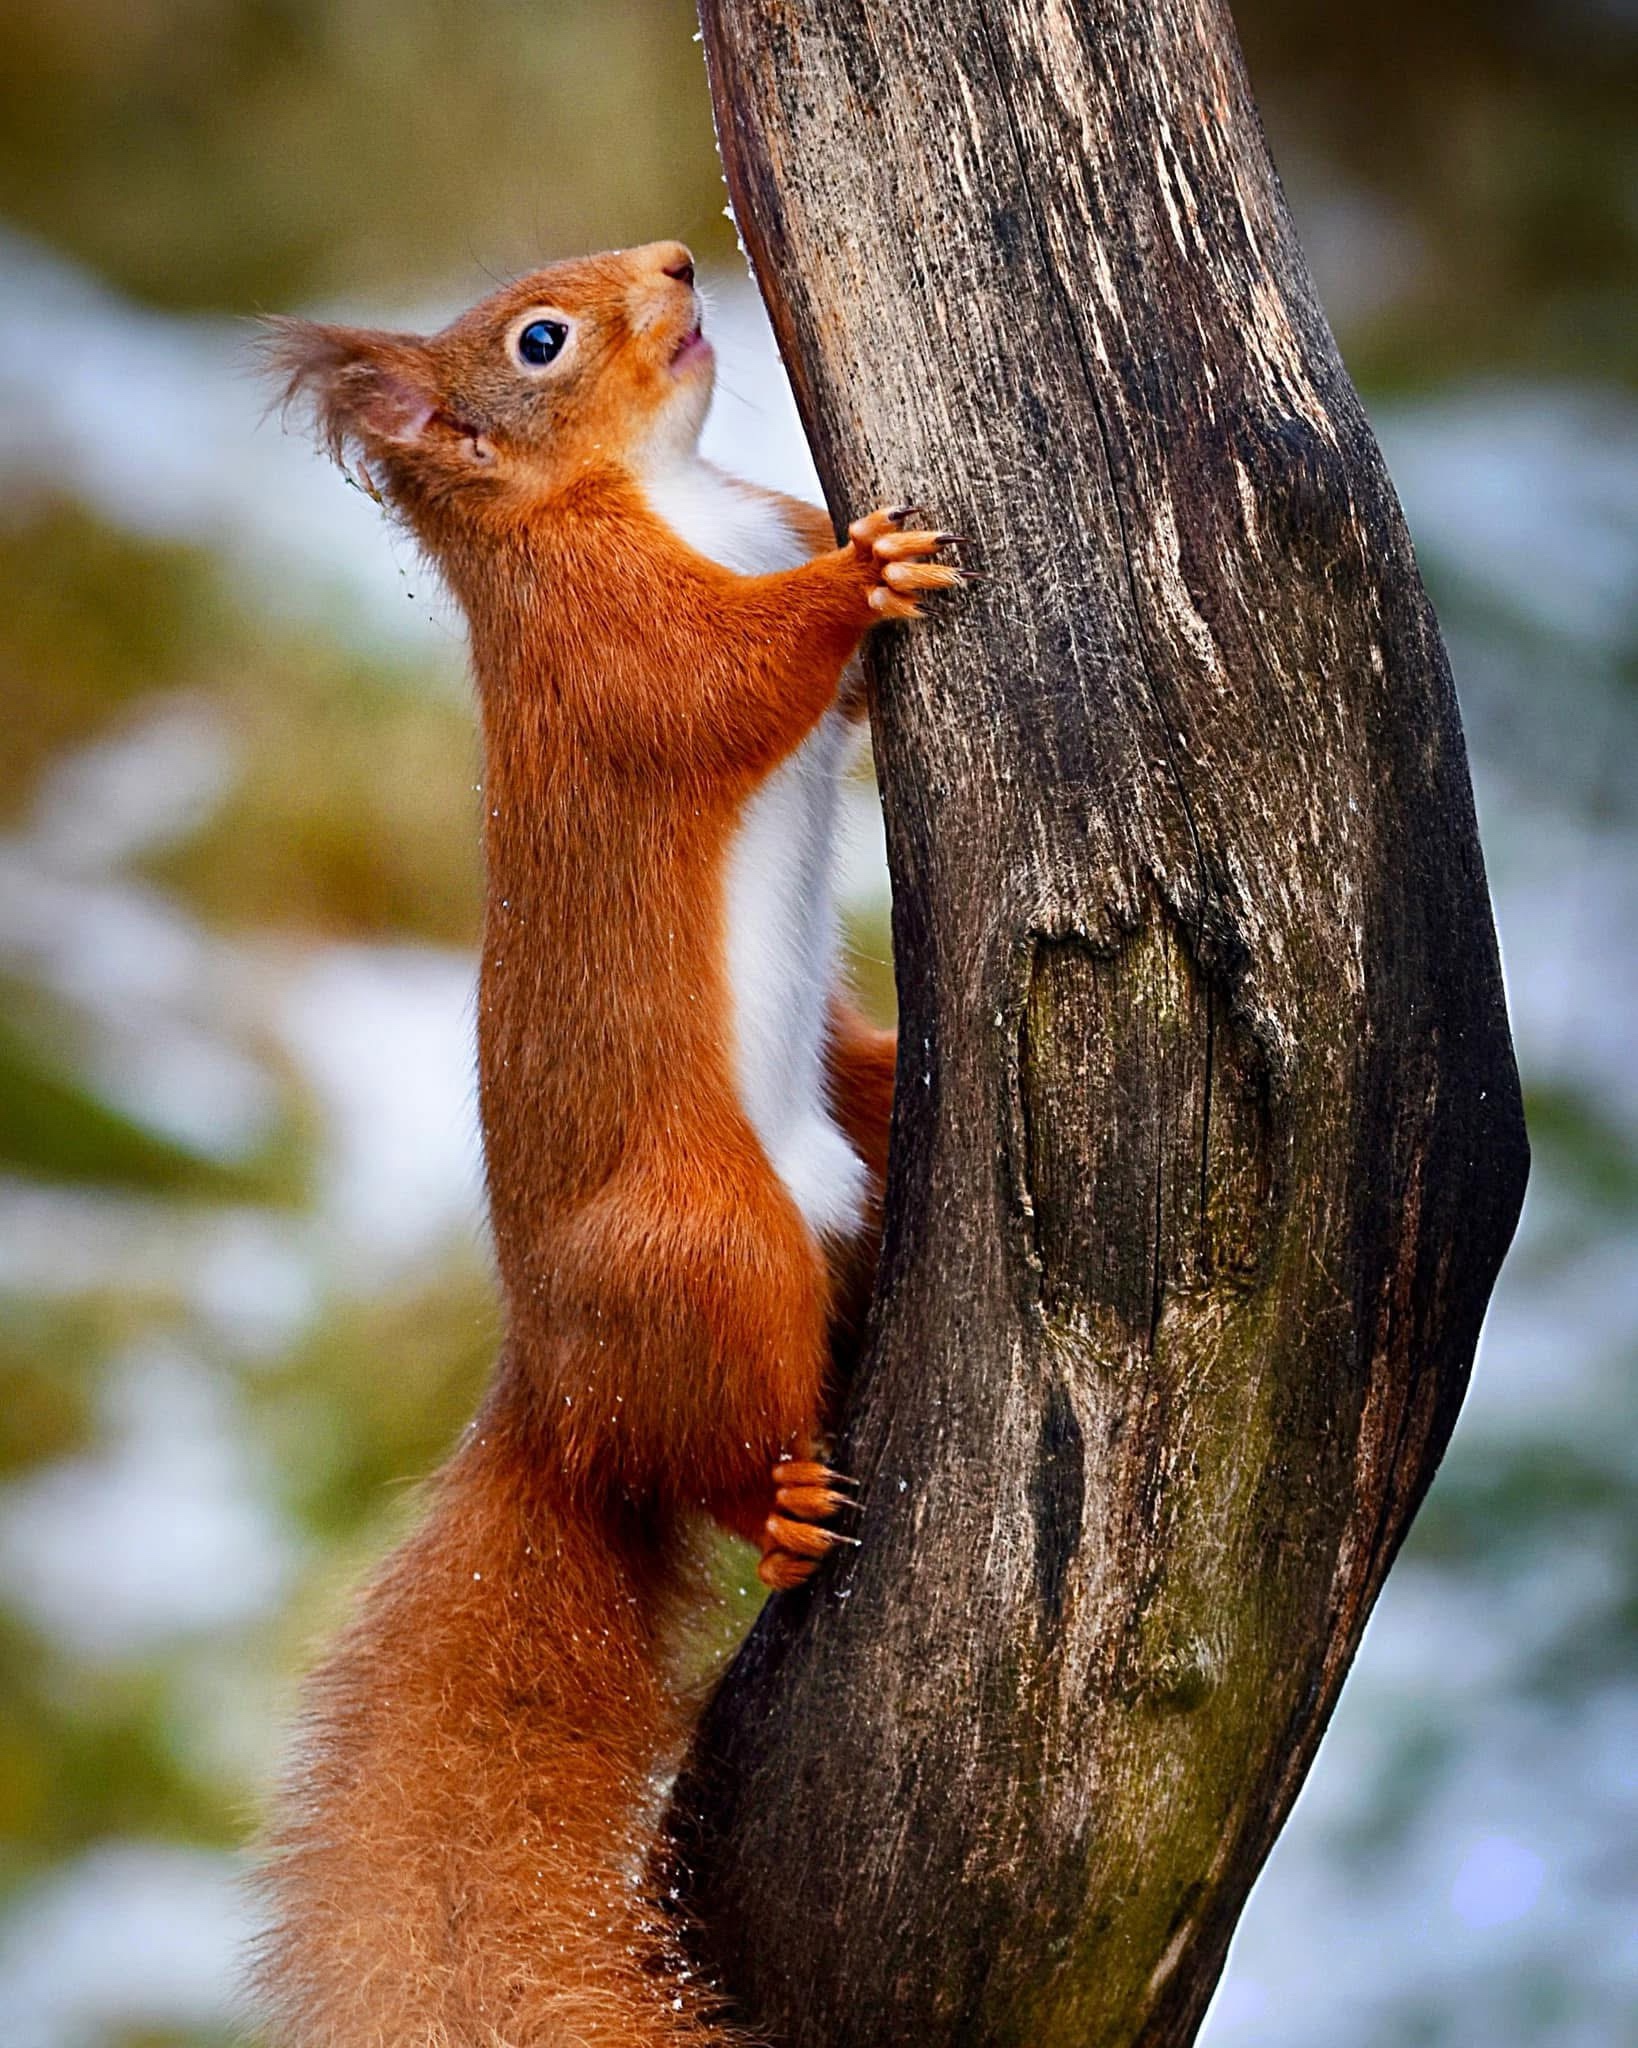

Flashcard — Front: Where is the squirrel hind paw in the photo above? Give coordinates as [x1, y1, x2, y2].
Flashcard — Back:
[756, 1458, 860, 1589]
[759, 1547, 823, 1591]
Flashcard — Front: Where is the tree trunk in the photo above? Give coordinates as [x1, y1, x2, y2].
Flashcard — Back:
[669, 3, 1529, 2042]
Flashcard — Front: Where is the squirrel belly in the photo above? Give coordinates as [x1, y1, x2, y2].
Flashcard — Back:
[644, 456, 870, 1248]
[257, 240, 959, 2048]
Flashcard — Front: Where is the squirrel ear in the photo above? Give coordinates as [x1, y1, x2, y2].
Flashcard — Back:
[262, 318, 440, 474]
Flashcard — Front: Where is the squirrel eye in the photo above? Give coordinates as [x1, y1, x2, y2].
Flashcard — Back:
[516, 318, 568, 368]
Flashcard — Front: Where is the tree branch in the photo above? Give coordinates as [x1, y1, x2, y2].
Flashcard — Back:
[669, 3, 1529, 2040]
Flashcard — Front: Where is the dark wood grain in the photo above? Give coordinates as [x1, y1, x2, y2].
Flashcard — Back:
[669, 3, 1529, 2041]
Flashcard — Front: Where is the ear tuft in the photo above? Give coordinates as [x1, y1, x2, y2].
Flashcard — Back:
[259, 318, 438, 479]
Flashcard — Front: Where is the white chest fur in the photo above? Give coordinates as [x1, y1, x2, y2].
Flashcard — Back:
[641, 459, 868, 1244]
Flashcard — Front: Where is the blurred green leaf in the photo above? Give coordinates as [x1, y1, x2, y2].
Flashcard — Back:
[255, 1254, 499, 1542]
[0, 1295, 114, 1477]
[1, 499, 483, 943]
[115, 2031, 239, 2048]
[1520, 1079, 1638, 1217]
[0, 1007, 275, 1198]
[146, 641, 483, 946]
[0, 1616, 240, 1897]
[0, 501, 227, 823]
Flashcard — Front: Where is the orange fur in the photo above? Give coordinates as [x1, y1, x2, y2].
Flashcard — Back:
[256, 243, 953, 2045]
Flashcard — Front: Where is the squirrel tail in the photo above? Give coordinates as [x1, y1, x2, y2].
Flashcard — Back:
[254, 1379, 733, 2047]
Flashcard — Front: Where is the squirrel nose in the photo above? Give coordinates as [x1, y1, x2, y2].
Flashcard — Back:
[650, 241, 696, 288]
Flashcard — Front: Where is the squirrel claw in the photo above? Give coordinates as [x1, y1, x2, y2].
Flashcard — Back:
[757, 1453, 860, 1589]
[848, 506, 963, 623]
[771, 1457, 855, 1490]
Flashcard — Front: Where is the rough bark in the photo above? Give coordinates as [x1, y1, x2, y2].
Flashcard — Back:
[669, 3, 1529, 2043]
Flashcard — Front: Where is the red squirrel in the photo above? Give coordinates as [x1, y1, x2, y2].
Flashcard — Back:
[258, 241, 963, 2045]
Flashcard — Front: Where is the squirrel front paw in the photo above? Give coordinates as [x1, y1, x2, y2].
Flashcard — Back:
[847, 506, 969, 621]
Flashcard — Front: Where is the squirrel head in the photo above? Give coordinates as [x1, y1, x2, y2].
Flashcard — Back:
[266, 240, 713, 542]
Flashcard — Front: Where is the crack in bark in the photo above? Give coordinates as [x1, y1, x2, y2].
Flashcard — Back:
[973, 11, 1219, 936]
[1028, 1378, 1086, 1636]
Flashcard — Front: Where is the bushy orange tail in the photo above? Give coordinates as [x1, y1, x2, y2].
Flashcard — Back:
[255, 1379, 732, 2047]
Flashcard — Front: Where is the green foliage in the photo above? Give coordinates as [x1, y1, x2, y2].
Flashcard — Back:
[1521, 1079, 1638, 1221]
[0, 501, 482, 944]
[0, 1005, 288, 1198]
[0, 1614, 241, 1898]
[0, 502, 229, 823]
[254, 1257, 500, 1544]
[0, 0, 733, 313]
[0, 1298, 108, 1478]
[114, 2032, 235, 2048]
[145, 642, 483, 946]
[1237, 0, 1638, 387]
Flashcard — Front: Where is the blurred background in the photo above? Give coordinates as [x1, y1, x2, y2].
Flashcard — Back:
[0, 3, 1633, 2043]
